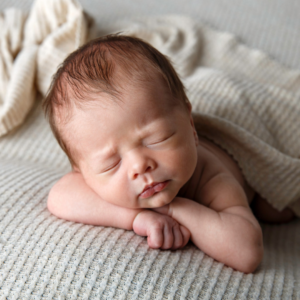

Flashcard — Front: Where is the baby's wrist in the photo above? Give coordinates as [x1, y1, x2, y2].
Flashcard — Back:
[152, 203, 173, 218]
[170, 197, 193, 219]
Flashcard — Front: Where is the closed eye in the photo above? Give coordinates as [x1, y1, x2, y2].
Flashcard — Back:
[101, 160, 121, 173]
[148, 132, 175, 145]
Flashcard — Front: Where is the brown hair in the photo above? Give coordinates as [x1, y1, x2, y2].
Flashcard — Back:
[43, 34, 189, 167]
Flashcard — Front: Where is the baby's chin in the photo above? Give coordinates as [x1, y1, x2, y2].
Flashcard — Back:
[137, 191, 174, 209]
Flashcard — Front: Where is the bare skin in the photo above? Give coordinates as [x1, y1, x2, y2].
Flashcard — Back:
[194, 137, 295, 225]
[47, 75, 294, 274]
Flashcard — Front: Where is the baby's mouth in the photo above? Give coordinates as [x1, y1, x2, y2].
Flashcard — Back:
[139, 181, 169, 199]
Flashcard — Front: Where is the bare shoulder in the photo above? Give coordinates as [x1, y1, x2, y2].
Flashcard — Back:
[47, 171, 90, 217]
[180, 136, 255, 210]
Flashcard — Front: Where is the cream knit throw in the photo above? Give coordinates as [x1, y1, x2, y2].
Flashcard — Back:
[0, 0, 87, 137]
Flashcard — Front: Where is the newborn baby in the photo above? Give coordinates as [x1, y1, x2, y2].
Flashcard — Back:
[43, 34, 294, 273]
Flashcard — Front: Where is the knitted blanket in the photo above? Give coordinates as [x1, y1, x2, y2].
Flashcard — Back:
[1, 0, 300, 299]
[0, 0, 87, 136]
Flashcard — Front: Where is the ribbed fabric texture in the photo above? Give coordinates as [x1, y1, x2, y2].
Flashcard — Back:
[1, 1, 300, 299]
[0, 0, 87, 137]
[1, 142, 300, 299]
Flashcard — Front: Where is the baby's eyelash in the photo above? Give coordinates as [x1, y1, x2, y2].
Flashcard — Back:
[101, 160, 121, 173]
[149, 132, 175, 145]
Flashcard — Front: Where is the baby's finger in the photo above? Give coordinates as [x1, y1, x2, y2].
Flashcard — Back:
[179, 225, 191, 248]
[161, 223, 173, 249]
[148, 226, 163, 249]
[171, 224, 183, 250]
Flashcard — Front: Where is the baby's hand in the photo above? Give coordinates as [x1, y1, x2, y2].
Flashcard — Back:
[133, 210, 190, 250]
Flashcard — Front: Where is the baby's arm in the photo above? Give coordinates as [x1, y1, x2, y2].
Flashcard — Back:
[47, 172, 189, 249]
[48, 172, 141, 230]
[154, 174, 263, 273]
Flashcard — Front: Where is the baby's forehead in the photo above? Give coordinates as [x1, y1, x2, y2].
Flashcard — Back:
[58, 66, 182, 135]
[81, 75, 173, 109]
[64, 82, 175, 131]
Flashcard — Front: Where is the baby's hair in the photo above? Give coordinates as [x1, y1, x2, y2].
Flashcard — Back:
[43, 34, 189, 167]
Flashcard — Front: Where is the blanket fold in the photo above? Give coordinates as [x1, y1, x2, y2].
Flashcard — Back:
[0, 0, 87, 136]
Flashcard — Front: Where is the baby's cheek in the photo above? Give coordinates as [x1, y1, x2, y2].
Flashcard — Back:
[86, 178, 102, 196]
[83, 174, 109, 198]
[176, 141, 196, 163]
[175, 146, 197, 180]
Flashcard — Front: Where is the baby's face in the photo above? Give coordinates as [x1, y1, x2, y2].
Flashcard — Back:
[68, 79, 198, 209]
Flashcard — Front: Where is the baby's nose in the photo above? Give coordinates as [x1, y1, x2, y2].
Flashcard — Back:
[128, 151, 156, 179]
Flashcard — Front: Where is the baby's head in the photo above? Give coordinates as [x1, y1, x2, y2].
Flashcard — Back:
[43, 34, 198, 208]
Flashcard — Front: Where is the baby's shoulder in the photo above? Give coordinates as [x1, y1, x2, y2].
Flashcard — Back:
[195, 137, 232, 191]
[179, 136, 255, 204]
[197, 136, 248, 184]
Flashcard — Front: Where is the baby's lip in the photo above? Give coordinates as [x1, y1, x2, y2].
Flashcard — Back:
[139, 181, 169, 199]
[142, 182, 160, 193]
